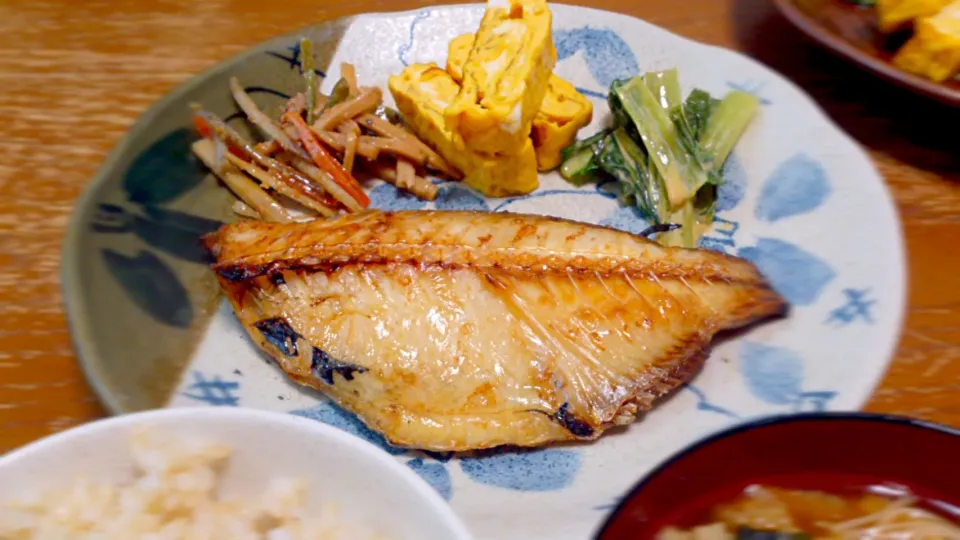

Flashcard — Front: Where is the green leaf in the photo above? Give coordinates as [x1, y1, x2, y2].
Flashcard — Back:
[607, 79, 632, 129]
[614, 76, 710, 209]
[559, 129, 611, 185]
[595, 128, 669, 223]
[642, 69, 683, 110]
[684, 89, 720, 142]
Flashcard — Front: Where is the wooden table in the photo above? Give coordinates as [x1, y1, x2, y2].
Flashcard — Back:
[0, 0, 957, 453]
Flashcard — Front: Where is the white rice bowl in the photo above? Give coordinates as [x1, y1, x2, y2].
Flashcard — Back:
[0, 408, 471, 540]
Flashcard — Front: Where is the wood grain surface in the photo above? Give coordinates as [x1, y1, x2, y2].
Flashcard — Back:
[0, 0, 957, 453]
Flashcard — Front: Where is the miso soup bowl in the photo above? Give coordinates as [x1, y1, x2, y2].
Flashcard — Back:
[595, 412, 960, 539]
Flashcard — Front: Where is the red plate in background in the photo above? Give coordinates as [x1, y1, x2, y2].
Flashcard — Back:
[772, 0, 960, 106]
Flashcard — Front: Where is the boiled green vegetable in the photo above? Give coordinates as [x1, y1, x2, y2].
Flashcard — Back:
[559, 129, 609, 185]
[643, 69, 683, 111]
[613, 75, 710, 210]
[597, 128, 668, 222]
[700, 90, 760, 171]
[558, 67, 759, 249]
[681, 89, 720, 141]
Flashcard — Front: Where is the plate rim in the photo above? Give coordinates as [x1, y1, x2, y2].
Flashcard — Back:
[62, 2, 907, 421]
[771, 0, 960, 106]
[58, 16, 360, 416]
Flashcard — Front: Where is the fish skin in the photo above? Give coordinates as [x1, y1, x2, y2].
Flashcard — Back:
[204, 210, 786, 451]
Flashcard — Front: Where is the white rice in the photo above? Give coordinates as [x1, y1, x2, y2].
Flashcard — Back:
[0, 427, 394, 540]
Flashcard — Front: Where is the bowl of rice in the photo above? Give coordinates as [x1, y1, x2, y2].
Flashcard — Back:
[0, 407, 473, 539]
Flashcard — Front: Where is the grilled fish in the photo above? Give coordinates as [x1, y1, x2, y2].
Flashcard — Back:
[203, 211, 786, 451]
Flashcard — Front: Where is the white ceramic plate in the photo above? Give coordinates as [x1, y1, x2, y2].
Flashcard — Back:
[116, 4, 903, 539]
[0, 408, 472, 539]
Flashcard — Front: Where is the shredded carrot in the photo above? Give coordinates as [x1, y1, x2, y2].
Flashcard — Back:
[282, 111, 370, 208]
[192, 139, 294, 222]
[192, 114, 246, 160]
[254, 140, 280, 156]
[196, 110, 340, 216]
[195, 70, 444, 223]
[193, 115, 212, 138]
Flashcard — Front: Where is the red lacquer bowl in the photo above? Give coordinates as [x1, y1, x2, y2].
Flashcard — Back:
[595, 413, 960, 539]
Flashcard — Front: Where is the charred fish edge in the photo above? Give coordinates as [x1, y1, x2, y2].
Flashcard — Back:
[253, 317, 301, 357]
[311, 347, 368, 385]
[553, 402, 595, 437]
[254, 316, 368, 386]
